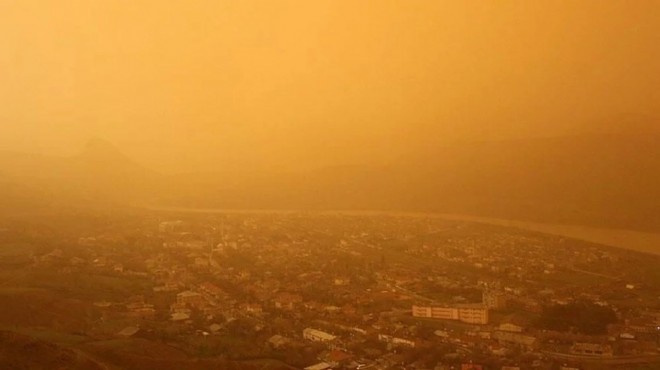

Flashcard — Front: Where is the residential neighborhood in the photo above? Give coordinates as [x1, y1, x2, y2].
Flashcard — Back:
[3, 211, 658, 369]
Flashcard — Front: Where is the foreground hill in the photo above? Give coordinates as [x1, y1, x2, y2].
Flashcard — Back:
[0, 331, 104, 370]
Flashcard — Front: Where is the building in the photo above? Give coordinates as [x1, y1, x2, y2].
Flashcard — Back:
[241, 303, 263, 314]
[378, 334, 416, 348]
[570, 343, 614, 357]
[483, 290, 507, 309]
[176, 290, 205, 307]
[274, 292, 303, 310]
[304, 362, 332, 370]
[492, 331, 538, 350]
[268, 335, 290, 349]
[459, 306, 489, 324]
[171, 312, 191, 321]
[303, 328, 337, 342]
[412, 305, 489, 324]
[126, 302, 156, 319]
[319, 350, 354, 365]
[498, 323, 523, 333]
[413, 306, 459, 320]
[199, 282, 225, 299]
[159, 220, 184, 233]
[117, 326, 140, 337]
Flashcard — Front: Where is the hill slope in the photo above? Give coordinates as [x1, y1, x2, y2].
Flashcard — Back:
[0, 331, 105, 370]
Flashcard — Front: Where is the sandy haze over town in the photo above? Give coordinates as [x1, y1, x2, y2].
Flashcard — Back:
[1, 1, 660, 370]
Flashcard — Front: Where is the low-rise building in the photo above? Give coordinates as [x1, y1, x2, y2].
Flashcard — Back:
[570, 342, 614, 357]
[483, 290, 507, 309]
[492, 331, 537, 350]
[378, 334, 416, 348]
[498, 323, 523, 333]
[303, 328, 337, 342]
[177, 290, 205, 308]
[274, 292, 303, 310]
[241, 303, 263, 314]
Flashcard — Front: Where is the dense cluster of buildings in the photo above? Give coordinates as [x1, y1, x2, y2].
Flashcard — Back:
[19, 212, 660, 369]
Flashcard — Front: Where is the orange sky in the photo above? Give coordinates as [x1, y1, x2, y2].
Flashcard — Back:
[1, 0, 658, 173]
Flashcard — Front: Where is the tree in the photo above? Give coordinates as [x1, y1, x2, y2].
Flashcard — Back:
[535, 301, 617, 335]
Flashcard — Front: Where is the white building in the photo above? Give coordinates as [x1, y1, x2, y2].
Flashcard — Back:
[412, 304, 489, 324]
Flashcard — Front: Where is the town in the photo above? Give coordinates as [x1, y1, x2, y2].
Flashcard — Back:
[1, 209, 658, 370]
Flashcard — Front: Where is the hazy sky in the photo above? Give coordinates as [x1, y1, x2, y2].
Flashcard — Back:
[1, 1, 658, 173]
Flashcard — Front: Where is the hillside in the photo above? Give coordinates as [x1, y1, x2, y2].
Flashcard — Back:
[0, 331, 105, 370]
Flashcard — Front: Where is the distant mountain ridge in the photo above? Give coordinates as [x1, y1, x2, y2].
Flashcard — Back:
[0, 133, 659, 231]
[0, 138, 162, 207]
[161, 132, 660, 231]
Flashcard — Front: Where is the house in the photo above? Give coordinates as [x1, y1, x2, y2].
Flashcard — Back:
[171, 312, 191, 321]
[268, 334, 290, 349]
[492, 331, 537, 350]
[274, 292, 303, 310]
[483, 290, 507, 309]
[319, 349, 353, 365]
[303, 328, 337, 342]
[177, 290, 205, 307]
[241, 303, 263, 314]
[199, 282, 224, 299]
[570, 342, 613, 357]
[412, 304, 489, 324]
[498, 323, 523, 333]
[304, 362, 332, 370]
[126, 302, 156, 319]
[378, 334, 415, 348]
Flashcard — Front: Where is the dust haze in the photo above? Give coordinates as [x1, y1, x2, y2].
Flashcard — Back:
[1, 1, 658, 172]
[1, 1, 660, 370]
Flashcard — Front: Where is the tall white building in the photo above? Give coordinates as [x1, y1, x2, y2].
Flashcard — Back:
[412, 304, 489, 324]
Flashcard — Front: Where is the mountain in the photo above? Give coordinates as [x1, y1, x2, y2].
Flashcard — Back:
[403, 133, 660, 229]
[64, 138, 162, 202]
[162, 133, 660, 231]
[0, 138, 162, 206]
[0, 133, 659, 231]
